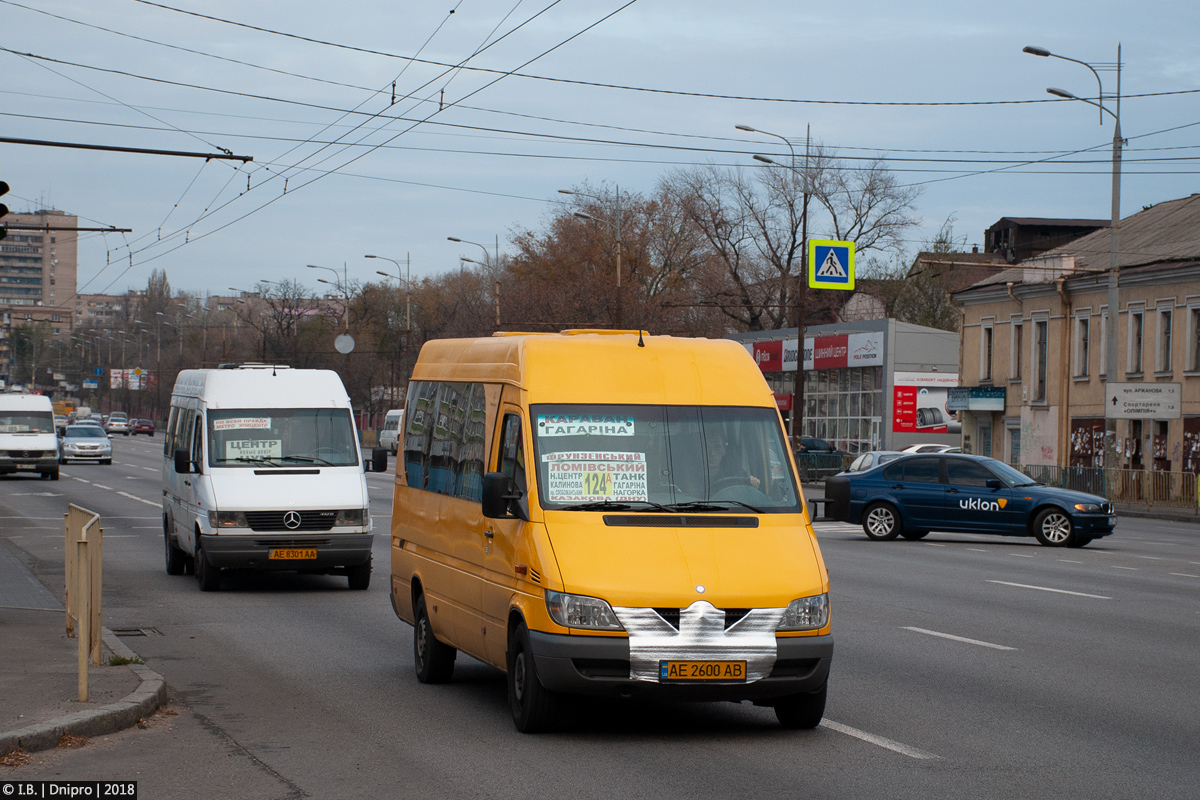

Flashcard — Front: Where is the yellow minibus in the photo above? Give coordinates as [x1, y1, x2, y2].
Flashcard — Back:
[389, 330, 832, 731]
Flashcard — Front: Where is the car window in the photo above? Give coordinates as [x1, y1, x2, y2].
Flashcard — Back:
[902, 457, 941, 483]
[946, 460, 996, 487]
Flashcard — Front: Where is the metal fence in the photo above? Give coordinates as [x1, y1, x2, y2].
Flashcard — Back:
[1021, 465, 1199, 512]
[794, 453, 850, 483]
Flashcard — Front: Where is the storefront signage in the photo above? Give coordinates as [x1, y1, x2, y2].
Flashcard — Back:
[892, 372, 960, 434]
[773, 393, 793, 411]
[752, 340, 783, 372]
[802, 332, 884, 370]
[1105, 382, 1181, 420]
[949, 386, 1006, 412]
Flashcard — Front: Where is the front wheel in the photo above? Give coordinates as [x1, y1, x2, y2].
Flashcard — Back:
[195, 539, 220, 591]
[900, 529, 929, 540]
[1067, 535, 1093, 548]
[413, 595, 456, 683]
[774, 681, 827, 729]
[508, 620, 560, 733]
[347, 558, 371, 590]
[862, 503, 902, 541]
[1034, 508, 1073, 547]
[164, 523, 185, 576]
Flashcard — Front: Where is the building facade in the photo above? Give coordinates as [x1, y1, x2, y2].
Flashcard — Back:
[954, 194, 1200, 473]
[728, 319, 959, 454]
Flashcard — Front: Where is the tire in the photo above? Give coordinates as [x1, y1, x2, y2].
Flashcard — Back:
[49, 468, 59, 481]
[413, 595, 456, 683]
[1034, 508, 1073, 547]
[507, 620, 560, 733]
[774, 680, 828, 729]
[59, 457, 68, 465]
[1067, 535, 1093, 548]
[101, 459, 112, 465]
[195, 539, 220, 591]
[900, 529, 929, 540]
[347, 558, 371, 590]
[164, 521, 185, 576]
[862, 502, 902, 541]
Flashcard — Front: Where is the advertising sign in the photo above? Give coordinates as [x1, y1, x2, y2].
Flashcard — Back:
[1105, 382, 1181, 420]
[892, 372, 960, 433]
[802, 332, 884, 370]
[752, 340, 784, 372]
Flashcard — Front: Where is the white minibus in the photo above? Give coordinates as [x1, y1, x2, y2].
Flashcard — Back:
[378, 409, 404, 454]
[0, 393, 59, 480]
[162, 365, 386, 591]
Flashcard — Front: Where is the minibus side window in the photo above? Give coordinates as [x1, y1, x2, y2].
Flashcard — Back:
[163, 406, 178, 458]
[402, 381, 435, 490]
[498, 414, 526, 493]
[191, 414, 204, 473]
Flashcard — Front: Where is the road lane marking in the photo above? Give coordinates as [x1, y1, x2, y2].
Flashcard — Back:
[72, 477, 90, 484]
[116, 491, 159, 508]
[1112, 566, 1138, 571]
[987, 580, 1111, 600]
[1011, 553, 1035, 558]
[1058, 559, 1083, 564]
[924, 543, 946, 547]
[902, 627, 1016, 651]
[1133, 556, 1163, 561]
[820, 720, 939, 760]
[93, 484, 113, 491]
[967, 548, 988, 552]
[1169, 573, 1200, 578]
[142, 467, 157, 472]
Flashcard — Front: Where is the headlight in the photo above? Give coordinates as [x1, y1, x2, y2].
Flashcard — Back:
[1073, 503, 1101, 513]
[545, 590, 624, 630]
[335, 509, 368, 526]
[207, 511, 248, 528]
[777, 593, 829, 631]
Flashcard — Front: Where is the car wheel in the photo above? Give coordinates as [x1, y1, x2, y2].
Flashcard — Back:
[900, 529, 929, 540]
[164, 522, 185, 576]
[347, 558, 371, 590]
[862, 502, 902, 541]
[413, 594, 456, 683]
[508, 619, 560, 733]
[101, 458, 112, 465]
[195, 539, 220, 591]
[1067, 535, 1093, 548]
[774, 680, 827, 729]
[1034, 508, 1073, 547]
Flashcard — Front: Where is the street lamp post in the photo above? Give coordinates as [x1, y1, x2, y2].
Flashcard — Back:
[559, 188, 624, 328]
[366, 254, 411, 331]
[738, 124, 812, 445]
[1025, 44, 1123, 473]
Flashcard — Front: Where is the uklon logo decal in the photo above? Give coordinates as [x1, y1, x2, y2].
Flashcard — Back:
[959, 497, 1008, 511]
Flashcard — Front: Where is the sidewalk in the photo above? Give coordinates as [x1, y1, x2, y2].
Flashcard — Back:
[0, 538, 166, 756]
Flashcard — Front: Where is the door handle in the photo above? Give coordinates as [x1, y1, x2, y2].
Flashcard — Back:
[946, 487, 959, 493]
[484, 529, 495, 539]
[891, 484, 904, 490]
[184, 480, 192, 487]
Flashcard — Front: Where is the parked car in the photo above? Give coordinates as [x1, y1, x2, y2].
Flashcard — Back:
[54, 415, 68, 436]
[823, 453, 1115, 547]
[132, 419, 156, 436]
[60, 424, 113, 465]
[844, 450, 904, 473]
[105, 412, 131, 436]
[798, 436, 847, 456]
[900, 443, 960, 454]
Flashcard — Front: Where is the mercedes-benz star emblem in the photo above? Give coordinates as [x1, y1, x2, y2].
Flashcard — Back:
[283, 511, 302, 530]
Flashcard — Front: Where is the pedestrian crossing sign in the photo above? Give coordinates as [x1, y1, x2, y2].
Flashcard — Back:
[808, 240, 855, 290]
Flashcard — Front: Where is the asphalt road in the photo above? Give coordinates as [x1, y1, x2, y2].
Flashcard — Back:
[2, 434, 1198, 799]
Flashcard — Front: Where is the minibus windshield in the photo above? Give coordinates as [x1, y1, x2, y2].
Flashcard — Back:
[530, 404, 801, 513]
[0, 411, 54, 434]
[207, 408, 359, 468]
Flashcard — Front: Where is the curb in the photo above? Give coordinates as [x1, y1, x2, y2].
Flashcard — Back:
[0, 628, 167, 756]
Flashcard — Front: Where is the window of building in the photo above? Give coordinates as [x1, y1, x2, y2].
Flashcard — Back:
[1190, 307, 1200, 372]
[1074, 316, 1090, 378]
[981, 322, 994, 382]
[802, 365, 883, 455]
[1157, 307, 1173, 373]
[1128, 309, 1144, 375]
[1034, 320, 1048, 402]
[1010, 321, 1023, 381]
[1099, 310, 1109, 378]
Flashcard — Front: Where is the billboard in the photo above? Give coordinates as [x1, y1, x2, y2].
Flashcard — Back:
[892, 372, 960, 433]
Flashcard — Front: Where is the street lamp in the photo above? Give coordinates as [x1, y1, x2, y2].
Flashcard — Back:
[1025, 44, 1123, 473]
[738, 123, 812, 444]
[366, 254, 411, 331]
[560, 187, 625, 327]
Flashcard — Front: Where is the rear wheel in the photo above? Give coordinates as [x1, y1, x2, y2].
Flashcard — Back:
[413, 595, 456, 683]
[863, 503, 902, 541]
[774, 681, 827, 729]
[347, 558, 371, 590]
[1034, 508, 1073, 547]
[508, 620, 560, 733]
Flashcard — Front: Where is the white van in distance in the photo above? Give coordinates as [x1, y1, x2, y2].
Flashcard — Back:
[378, 409, 404, 454]
[0, 393, 60, 480]
[162, 365, 384, 591]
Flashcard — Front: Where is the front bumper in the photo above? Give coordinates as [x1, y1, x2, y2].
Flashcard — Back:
[529, 631, 833, 701]
[1072, 512, 1117, 537]
[0, 455, 59, 474]
[199, 532, 373, 571]
[61, 449, 110, 461]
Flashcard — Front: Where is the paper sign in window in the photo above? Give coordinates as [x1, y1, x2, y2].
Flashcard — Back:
[226, 439, 282, 459]
[213, 417, 272, 431]
[536, 414, 635, 437]
[543, 451, 648, 501]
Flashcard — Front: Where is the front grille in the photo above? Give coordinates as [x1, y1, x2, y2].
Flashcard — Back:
[5, 450, 52, 459]
[253, 538, 333, 547]
[724, 608, 750, 628]
[653, 608, 680, 629]
[244, 510, 337, 532]
[652, 608, 751, 630]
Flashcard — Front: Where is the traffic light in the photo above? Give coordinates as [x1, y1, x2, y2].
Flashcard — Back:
[0, 180, 9, 241]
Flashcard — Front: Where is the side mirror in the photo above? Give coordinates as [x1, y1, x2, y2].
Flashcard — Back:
[174, 448, 191, 474]
[482, 471, 523, 519]
[986, 478, 1002, 489]
[372, 447, 389, 474]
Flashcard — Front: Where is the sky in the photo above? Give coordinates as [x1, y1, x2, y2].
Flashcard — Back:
[4, 0, 1200, 304]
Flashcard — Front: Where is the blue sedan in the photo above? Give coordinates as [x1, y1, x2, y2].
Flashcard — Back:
[823, 453, 1115, 547]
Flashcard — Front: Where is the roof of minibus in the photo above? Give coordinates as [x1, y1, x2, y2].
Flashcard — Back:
[412, 331, 775, 406]
[0, 393, 54, 411]
[171, 367, 351, 409]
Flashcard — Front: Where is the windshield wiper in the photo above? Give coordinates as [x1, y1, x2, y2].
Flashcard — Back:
[666, 499, 765, 513]
[281, 455, 336, 466]
[559, 499, 672, 512]
[229, 456, 287, 467]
